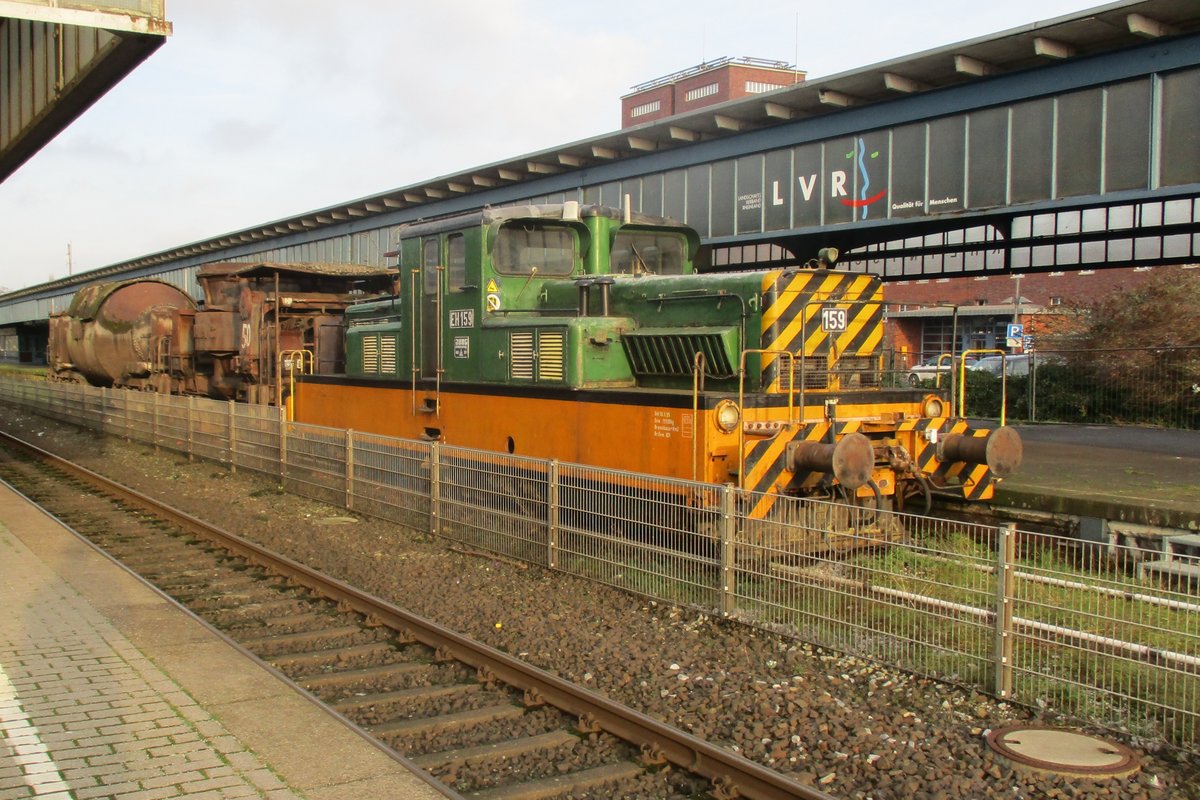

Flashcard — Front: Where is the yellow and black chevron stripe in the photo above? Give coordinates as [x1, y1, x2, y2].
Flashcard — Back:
[741, 420, 866, 518]
[759, 270, 883, 392]
[905, 418, 996, 501]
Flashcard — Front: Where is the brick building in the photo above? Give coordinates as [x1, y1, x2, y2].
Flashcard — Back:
[621, 57, 805, 128]
[884, 264, 1197, 364]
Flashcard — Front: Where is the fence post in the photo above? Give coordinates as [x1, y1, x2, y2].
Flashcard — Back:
[152, 392, 160, 452]
[278, 406, 287, 483]
[228, 400, 237, 474]
[187, 396, 195, 461]
[1030, 356, 1038, 423]
[429, 442, 441, 536]
[345, 429, 355, 511]
[720, 484, 737, 617]
[547, 460, 560, 570]
[993, 523, 1017, 699]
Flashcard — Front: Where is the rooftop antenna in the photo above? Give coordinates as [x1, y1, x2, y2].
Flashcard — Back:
[67, 242, 73, 276]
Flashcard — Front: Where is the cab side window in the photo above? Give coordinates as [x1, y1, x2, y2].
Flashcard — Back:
[422, 238, 439, 294]
[447, 233, 467, 290]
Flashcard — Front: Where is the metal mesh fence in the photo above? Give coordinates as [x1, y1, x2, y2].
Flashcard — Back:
[0, 375, 1195, 752]
[348, 431, 431, 531]
[733, 499, 998, 684]
[233, 403, 282, 476]
[437, 445, 551, 567]
[893, 346, 1200, 429]
[283, 423, 346, 507]
[1005, 529, 1199, 751]
[555, 464, 721, 609]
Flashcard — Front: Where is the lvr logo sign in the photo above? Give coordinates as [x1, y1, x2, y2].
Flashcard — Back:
[794, 137, 887, 219]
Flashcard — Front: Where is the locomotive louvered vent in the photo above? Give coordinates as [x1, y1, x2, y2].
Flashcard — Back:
[622, 329, 735, 378]
[380, 335, 397, 374]
[510, 332, 535, 380]
[362, 335, 379, 373]
[538, 331, 565, 382]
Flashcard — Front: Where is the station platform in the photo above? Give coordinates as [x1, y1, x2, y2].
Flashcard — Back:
[995, 423, 1200, 532]
[0, 481, 449, 800]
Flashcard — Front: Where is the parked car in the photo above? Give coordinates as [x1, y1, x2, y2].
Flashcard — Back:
[907, 354, 974, 386]
[969, 354, 1029, 377]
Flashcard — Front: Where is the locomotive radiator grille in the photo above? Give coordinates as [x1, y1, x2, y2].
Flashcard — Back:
[509, 330, 566, 382]
[380, 335, 397, 374]
[621, 328, 735, 378]
[538, 332, 565, 381]
[834, 355, 880, 388]
[784, 354, 881, 390]
[362, 335, 379, 373]
[510, 333, 535, 379]
[787, 359, 828, 390]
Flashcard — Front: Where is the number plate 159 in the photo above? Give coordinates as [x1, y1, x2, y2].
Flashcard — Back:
[820, 307, 847, 332]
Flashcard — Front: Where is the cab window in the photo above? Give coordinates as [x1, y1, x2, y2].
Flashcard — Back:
[612, 231, 686, 275]
[494, 224, 575, 276]
[422, 238, 439, 294]
[447, 233, 467, 290]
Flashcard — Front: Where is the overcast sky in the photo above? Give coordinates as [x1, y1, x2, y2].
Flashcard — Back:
[0, 0, 1110, 292]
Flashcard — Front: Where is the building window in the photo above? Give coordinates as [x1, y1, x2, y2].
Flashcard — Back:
[685, 83, 719, 102]
[1049, 296, 1062, 306]
[630, 99, 661, 118]
[745, 80, 784, 94]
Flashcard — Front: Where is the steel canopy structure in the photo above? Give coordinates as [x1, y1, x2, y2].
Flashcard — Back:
[0, 0, 171, 184]
[1, 0, 1198, 342]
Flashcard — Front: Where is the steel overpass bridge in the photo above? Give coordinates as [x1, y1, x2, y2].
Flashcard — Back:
[2, 0, 1198, 359]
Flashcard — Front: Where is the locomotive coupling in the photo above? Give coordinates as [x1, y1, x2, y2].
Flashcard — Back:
[786, 432, 875, 490]
[938, 426, 1023, 479]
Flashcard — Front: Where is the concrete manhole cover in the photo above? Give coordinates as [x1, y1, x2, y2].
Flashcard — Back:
[986, 726, 1139, 779]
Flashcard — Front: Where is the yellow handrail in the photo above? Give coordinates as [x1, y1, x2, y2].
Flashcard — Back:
[736, 348, 797, 491]
[691, 351, 706, 482]
[958, 348, 1007, 426]
[277, 349, 314, 420]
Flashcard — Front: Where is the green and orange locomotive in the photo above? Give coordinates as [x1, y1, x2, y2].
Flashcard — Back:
[294, 202, 1020, 520]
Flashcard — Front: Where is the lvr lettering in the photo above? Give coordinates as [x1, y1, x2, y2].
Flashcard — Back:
[770, 172, 849, 205]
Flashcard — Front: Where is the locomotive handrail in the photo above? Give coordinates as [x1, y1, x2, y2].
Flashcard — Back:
[410, 268, 419, 417]
[958, 348, 1007, 425]
[691, 351, 706, 481]
[277, 348, 313, 418]
[435, 264, 444, 417]
[934, 352, 952, 390]
[736, 348, 797, 491]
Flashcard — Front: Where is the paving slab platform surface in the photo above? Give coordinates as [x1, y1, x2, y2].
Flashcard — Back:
[996, 424, 1200, 531]
[0, 480, 450, 800]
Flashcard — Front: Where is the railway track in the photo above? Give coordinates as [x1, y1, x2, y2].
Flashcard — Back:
[0, 430, 834, 800]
